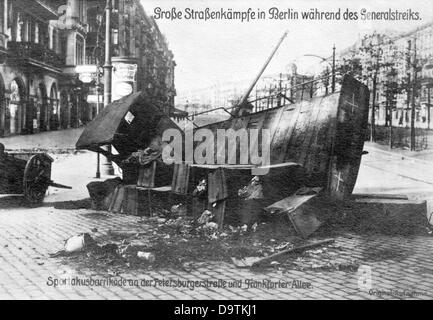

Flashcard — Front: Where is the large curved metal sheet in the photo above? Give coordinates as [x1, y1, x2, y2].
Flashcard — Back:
[196, 75, 370, 198]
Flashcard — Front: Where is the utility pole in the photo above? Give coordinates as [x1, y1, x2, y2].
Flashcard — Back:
[370, 70, 377, 142]
[95, 64, 101, 178]
[411, 37, 417, 151]
[93, 56, 102, 179]
[325, 66, 329, 95]
[102, 0, 114, 175]
[332, 44, 336, 93]
[277, 73, 282, 107]
[93, 8, 103, 179]
[388, 92, 393, 149]
[428, 85, 431, 129]
[369, 44, 384, 143]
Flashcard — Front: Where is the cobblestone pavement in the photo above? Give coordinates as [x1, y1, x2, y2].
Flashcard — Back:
[0, 205, 432, 300]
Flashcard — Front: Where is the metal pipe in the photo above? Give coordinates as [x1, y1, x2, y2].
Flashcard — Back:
[236, 31, 288, 109]
[102, 0, 114, 175]
[332, 44, 336, 93]
[93, 9, 103, 179]
[410, 37, 417, 151]
[428, 86, 431, 129]
[103, 0, 112, 108]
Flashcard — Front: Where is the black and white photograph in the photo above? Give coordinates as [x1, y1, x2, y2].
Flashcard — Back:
[0, 0, 432, 303]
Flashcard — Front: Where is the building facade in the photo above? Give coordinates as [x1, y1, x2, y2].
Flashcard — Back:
[0, 0, 91, 137]
[83, 0, 176, 119]
[338, 22, 433, 130]
[0, 0, 176, 137]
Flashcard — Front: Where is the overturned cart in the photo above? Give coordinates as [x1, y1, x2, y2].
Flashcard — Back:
[0, 148, 71, 204]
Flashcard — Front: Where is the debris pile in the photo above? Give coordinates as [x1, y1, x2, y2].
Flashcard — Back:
[54, 207, 360, 274]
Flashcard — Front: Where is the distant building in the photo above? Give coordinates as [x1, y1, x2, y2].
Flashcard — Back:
[338, 22, 433, 129]
[176, 64, 314, 116]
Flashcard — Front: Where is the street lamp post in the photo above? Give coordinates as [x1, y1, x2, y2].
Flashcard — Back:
[428, 85, 432, 129]
[92, 10, 104, 179]
[102, 0, 114, 176]
[94, 68, 102, 179]
[332, 44, 336, 93]
[104, 0, 112, 108]
[301, 45, 337, 94]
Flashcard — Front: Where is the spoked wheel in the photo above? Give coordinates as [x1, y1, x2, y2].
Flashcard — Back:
[23, 154, 53, 204]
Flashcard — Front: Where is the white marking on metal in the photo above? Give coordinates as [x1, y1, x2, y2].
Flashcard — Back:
[345, 93, 358, 113]
[334, 171, 344, 191]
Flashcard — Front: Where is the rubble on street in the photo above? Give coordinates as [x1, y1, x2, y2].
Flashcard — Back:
[54, 194, 431, 275]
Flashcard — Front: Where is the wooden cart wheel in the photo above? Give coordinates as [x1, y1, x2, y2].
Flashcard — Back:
[23, 154, 53, 204]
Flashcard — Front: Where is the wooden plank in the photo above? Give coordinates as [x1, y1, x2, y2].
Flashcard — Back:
[137, 167, 144, 187]
[121, 186, 129, 214]
[211, 200, 226, 230]
[139, 161, 156, 188]
[190, 164, 254, 169]
[124, 185, 138, 215]
[207, 167, 228, 203]
[108, 186, 120, 212]
[171, 163, 190, 194]
[264, 194, 317, 214]
[232, 239, 335, 268]
[190, 162, 301, 170]
[193, 197, 207, 219]
[352, 193, 409, 200]
[287, 207, 322, 238]
[112, 186, 125, 213]
[149, 186, 172, 192]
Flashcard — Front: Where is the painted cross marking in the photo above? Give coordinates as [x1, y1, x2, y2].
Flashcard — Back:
[345, 93, 358, 114]
[334, 171, 344, 192]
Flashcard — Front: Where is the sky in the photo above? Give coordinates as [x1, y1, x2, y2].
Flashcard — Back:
[140, 0, 433, 96]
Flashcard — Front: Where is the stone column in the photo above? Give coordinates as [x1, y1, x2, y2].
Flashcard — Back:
[48, 25, 53, 50]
